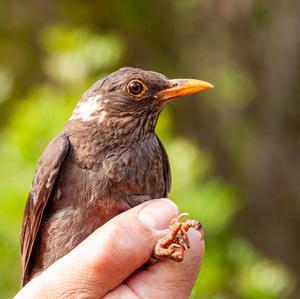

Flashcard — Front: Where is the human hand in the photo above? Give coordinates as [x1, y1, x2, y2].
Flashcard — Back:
[15, 199, 205, 299]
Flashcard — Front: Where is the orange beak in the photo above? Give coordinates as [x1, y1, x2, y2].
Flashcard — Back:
[157, 79, 214, 101]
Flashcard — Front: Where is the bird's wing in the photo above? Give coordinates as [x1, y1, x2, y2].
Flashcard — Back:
[156, 136, 171, 196]
[20, 134, 69, 285]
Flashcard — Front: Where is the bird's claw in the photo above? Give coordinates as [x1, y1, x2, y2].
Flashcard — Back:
[152, 213, 202, 262]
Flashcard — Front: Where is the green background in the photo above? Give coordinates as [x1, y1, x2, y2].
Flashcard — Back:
[0, 1, 299, 298]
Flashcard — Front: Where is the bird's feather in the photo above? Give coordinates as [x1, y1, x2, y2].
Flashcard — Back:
[20, 134, 69, 285]
[157, 136, 171, 196]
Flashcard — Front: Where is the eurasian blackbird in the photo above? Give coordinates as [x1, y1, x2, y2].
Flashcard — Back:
[20, 67, 213, 286]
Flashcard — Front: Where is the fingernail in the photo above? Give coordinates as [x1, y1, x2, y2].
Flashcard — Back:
[138, 198, 178, 230]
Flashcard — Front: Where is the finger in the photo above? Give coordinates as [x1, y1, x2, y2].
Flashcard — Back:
[108, 229, 204, 299]
[14, 199, 178, 299]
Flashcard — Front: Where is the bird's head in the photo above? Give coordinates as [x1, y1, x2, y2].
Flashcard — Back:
[68, 67, 213, 138]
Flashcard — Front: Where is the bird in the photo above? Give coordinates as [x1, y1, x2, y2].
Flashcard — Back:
[20, 67, 213, 286]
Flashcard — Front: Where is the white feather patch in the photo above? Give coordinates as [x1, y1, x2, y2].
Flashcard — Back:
[69, 95, 106, 123]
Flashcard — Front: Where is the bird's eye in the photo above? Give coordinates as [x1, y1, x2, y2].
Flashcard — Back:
[127, 80, 147, 97]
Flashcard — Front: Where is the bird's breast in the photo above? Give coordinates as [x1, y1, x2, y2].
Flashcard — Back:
[98, 138, 165, 199]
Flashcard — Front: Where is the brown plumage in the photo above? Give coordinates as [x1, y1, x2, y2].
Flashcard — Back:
[20, 67, 213, 286]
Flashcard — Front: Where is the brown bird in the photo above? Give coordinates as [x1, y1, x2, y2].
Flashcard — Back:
[20, 67, 213, 286]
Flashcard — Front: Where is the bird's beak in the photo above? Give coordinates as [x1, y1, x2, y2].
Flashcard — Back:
[157, 79, 214, 102]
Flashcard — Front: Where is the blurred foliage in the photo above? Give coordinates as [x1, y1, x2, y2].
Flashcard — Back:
[0, 0, 299, 298]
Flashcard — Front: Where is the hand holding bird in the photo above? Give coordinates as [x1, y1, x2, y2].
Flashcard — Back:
[16, 199, 204, 298]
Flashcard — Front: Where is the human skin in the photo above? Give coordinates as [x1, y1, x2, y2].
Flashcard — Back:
[15, 199, 205, 299]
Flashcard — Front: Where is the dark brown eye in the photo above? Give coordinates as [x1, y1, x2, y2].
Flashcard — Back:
[127, 80, 147, 97]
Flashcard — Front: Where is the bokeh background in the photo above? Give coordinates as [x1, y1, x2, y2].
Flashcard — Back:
[0, 0, 299, 298]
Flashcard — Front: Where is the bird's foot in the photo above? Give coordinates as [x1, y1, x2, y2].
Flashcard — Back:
[152, 213, 203, 262]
